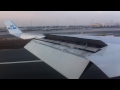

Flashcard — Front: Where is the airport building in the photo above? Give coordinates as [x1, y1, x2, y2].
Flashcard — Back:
[90, 23, 103, 27]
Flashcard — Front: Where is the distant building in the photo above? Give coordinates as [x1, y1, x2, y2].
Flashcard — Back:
[90, 23, 103, 27]
[115, 22, 120, 26]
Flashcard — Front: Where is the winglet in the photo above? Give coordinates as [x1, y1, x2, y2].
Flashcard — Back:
[4, 20, 22, 37]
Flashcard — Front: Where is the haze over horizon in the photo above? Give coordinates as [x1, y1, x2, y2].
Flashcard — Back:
[0, 11, 120, 27]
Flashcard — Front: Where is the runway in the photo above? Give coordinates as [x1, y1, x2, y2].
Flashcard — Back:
[0, 48, 66, 79]
[0, 35, 66, 79]
[22, 28, 120, 36]
[1, 28, 120, 36]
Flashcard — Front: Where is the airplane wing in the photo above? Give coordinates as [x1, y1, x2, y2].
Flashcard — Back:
[4, 20, 120, 79]
[4, 20, 22, 37]
[4, 20, 45, 39]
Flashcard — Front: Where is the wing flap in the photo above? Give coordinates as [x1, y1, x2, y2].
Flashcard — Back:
[24, 39, 90, 79]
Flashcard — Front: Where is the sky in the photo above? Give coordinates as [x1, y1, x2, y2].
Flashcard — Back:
[0, 11, 120, 27]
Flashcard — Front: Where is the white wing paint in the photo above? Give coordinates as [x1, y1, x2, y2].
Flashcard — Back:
[4, 20, 45, 39]
[4, 20, 120, 79]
